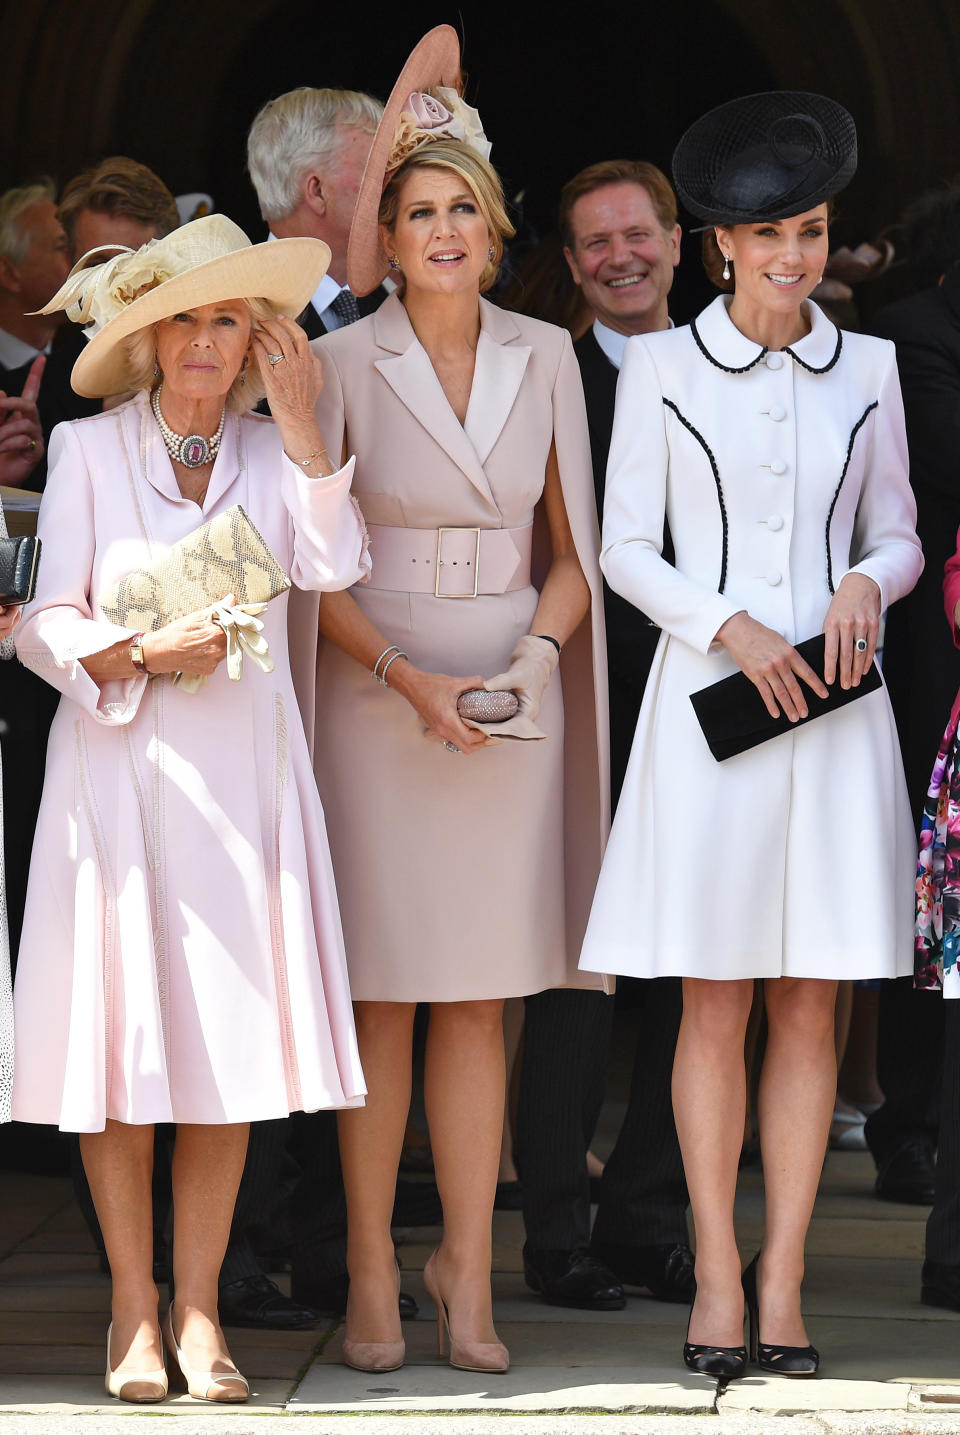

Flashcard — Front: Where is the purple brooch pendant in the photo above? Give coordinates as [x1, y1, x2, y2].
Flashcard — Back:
[181, 435, 210, 468]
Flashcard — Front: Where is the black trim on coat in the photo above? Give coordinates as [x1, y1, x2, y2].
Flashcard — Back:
[662, 398, 729, 593]
[825, 401, 879, 593]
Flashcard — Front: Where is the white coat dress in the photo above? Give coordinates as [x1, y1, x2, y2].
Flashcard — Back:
[579, 296, 924, 982]
[11, 393, 370, 1132]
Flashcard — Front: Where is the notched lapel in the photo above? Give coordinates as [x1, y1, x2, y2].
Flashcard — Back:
[374, 343, 496, 506]
[464, 326, 531, 467]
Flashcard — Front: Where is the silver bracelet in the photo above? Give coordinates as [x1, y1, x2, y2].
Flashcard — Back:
[372, 645, 399, 683]
[380, 650, 409, 686]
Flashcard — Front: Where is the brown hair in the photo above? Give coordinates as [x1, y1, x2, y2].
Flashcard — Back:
[558, 160, 678, 251]
[58, 157, 179, 252]
[378, 140, 514, 294]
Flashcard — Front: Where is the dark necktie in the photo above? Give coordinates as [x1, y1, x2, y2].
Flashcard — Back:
[331, 289, 361, 327]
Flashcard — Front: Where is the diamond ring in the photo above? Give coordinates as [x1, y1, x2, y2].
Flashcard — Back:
[267, 352, 285, 366]
[443, 740, 461, 754]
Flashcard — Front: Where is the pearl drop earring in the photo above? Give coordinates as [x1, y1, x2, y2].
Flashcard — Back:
[722, 255, 731, 282]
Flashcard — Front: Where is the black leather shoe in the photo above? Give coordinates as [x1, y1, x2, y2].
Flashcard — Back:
[591, 1241, 695, 1303]
[219, 1275, 319, 1330]
[290, 1271, 419, 1321]
[874, 1139, 936, 1205]
[523, 1248, 626, 1310]
[921, 1260, 960, 1311]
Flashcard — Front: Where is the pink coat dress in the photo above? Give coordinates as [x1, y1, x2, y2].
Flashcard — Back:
[11, 392, 369, 1131]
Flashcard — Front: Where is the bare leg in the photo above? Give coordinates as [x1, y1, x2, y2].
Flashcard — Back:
[756, 976, 837, 1345]
[169, 1122, 249, 1393]
[338, 1001, 417, 1342]
[425, 998, 505, 1342]
[79, 1121, 163, 1385]
[673, 978, 755, 1345]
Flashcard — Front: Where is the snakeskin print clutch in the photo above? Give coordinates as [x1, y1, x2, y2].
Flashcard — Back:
[98, 504, 290, 631]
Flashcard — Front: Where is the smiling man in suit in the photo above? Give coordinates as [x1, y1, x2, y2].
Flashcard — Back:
[247, 87, 385, 337]
[518, 160, 693, 1311]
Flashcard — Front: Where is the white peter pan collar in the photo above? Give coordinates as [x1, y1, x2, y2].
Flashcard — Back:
[690, 293, 842, 376]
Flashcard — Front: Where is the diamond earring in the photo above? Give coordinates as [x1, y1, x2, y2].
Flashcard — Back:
[487, 245, 495, 262]
[388, 254, 401, 272]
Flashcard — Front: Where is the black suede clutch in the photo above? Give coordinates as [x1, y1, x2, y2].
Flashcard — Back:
[690, 631, 882, 762]
[0, 535, 40, 605]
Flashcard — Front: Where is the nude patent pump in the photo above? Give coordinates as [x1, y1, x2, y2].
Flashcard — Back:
[163, 1304, 248, 1402]
[104, 1322, 168, 1403]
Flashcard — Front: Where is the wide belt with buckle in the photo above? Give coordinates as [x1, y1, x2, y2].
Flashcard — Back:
[365, 523, 533, 598]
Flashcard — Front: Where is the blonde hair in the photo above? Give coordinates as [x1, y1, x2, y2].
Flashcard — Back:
[124, 296, 278, 412]
[379, 140, 514, 294]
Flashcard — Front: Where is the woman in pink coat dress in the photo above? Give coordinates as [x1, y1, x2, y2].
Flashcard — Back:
[11, 216, 369, 1403]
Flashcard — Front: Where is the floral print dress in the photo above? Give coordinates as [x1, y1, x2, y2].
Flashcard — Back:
[915, 700, 960, 999]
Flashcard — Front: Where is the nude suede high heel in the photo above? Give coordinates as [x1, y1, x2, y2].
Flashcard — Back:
[163, 1305, 249, 1402]
[342, 1261, 405, 1372]
[423, 1250, 509, 1374]
[104, 1322, 168, 1403]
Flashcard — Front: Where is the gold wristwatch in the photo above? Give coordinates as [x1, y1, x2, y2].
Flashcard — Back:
[129, 632, 149, 676]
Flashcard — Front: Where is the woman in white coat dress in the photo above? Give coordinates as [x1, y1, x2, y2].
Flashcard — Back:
[580, 94, 923, 1377]
[11, 217, 369, 1402]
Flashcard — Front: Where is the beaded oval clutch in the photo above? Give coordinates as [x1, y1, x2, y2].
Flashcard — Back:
[456, 689, 520, 723]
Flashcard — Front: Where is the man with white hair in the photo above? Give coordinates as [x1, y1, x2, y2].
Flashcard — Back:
[0, 181, 70, 371]
[247, 87, 384, 337]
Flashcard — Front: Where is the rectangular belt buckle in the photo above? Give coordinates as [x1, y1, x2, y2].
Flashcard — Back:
[435, 526, 480, 598]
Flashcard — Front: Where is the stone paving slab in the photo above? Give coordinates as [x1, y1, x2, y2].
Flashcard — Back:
[717, 1375, 911, 1414]
[0, 1373, 292, 1412]
[292, 1361, 716, 1414]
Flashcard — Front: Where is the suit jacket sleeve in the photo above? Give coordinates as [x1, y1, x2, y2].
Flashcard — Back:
[600, 336, 742, 654]
[15, 421, 147, 724]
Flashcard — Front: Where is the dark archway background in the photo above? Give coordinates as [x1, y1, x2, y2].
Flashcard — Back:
[2, 0, 960, 318]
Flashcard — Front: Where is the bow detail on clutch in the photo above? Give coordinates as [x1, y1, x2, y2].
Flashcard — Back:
[174, 602, 273, 694]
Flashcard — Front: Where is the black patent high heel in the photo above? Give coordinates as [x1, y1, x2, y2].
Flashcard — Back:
[682, 1280, 747, 1379]
[742, 1253, 819, 1376]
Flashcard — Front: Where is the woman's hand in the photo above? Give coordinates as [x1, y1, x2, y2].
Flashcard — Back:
[0, 604, 21, 640]
[388, 662, 492, 754]
[822, 572, 881, 688]
[484, 634, 559, 723]
[252, 313, 333, 458]
[141, 597, 232, 676]
[715, 611, 828, 721]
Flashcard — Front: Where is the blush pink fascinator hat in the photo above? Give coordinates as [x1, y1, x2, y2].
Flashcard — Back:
[346, 25, 492, 297]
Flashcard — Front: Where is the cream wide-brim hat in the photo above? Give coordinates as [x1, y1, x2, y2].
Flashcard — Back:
[37, 214, 331, 398]
[346, 25, 462, 297]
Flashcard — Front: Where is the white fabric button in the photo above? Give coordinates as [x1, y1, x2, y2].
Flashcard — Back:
[767, 514, 784, 531]
[765, 352, 784, 370]
[768, 405, 787, 421]
[769, 459, 788, 475]
[766, 570, 782, 586]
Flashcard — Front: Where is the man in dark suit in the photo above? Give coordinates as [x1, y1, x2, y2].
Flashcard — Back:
[247, 87, 386, 337]
[518, 161, 693, 1310]
[870, 195, 960, 1295]
[245, 87, 425, 1325]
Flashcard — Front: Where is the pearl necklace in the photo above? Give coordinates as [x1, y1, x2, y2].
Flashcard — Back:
[151, 384, 226, 469]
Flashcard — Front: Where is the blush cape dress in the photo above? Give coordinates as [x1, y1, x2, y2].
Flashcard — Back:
[11, 392, 369, 1131]
[299, 294, 612, 1003]
[580, 297, 924, 983]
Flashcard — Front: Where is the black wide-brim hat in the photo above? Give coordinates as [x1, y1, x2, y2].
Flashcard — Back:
[672, 91, 857, 228]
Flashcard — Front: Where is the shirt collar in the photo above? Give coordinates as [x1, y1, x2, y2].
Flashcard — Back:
[593, 315, 674, 372]
[690, 293, 842, 375]
[0, 328, 49, 370]
[267, 231, 350, 329]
